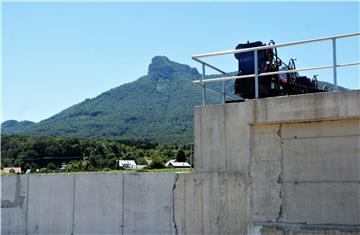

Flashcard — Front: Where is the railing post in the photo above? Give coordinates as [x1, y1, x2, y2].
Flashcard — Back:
[332, 38, 338, 91]
[254, 50, 259, 98]
[222, 81, 225, 103]
[201, 63, 206, 105]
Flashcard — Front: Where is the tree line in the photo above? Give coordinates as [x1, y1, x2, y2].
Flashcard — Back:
[1, 135, 193, 173]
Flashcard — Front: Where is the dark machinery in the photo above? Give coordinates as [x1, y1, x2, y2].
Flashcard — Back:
[234, 40, 324, 99]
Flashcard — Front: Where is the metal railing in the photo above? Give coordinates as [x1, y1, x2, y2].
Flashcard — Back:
[192, 32, 360, 104]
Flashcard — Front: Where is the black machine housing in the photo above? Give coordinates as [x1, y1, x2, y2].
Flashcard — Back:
[234, 41, 324, 99]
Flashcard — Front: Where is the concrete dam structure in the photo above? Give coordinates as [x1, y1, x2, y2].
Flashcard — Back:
[2, 90, 360, 234]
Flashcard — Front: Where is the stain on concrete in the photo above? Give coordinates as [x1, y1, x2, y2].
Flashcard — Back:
[276, 124, 282, 138]
[1, 175, 26, 209]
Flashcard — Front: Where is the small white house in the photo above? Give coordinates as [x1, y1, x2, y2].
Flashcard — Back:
[117, 160, 137, 170]
[165, 159, 176, 167]
[168, 161, 191, 169]
[60, 163, 67, 171]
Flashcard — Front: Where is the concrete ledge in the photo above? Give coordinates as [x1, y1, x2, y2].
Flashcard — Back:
[196, 90, 360, 126]
[250, 222, 360, 235]
[249, 90, 360, 124]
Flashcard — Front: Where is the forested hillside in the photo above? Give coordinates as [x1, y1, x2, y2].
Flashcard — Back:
[1, 135, 192, 172]
[2, 56, 230, 144]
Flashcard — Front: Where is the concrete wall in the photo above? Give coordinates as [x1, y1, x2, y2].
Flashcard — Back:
[1, 172, 248, 235]
[1, 172, 178, 235]
[195, 90, 360, 234]
[250, 120, 360, 225]
[174, 172, 249, 235]
[2, 90, 360, 235]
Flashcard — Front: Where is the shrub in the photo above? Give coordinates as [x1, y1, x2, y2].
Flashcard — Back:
[47, 162, 56, 171]
[39, 168, 48, 173]
[149, 156, 165, 169]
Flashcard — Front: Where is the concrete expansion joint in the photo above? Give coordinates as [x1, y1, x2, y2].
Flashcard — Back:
[276, 124, 284, 223]
[172, 174, 180, 235]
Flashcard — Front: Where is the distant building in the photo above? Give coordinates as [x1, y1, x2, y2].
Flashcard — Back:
[167, 161, 191, 169]
[117, 160, 137, 170]
[144, 158, 152, 165]
[165, 159, 176, 167]
[60, 163, 67, 171]
[2, 167, 22, 174]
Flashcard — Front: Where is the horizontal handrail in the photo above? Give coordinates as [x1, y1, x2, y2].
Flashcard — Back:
[193, 62, 360, 84]
[193, 82, 238, 100]
[192, 57, 232, 77]
[192, 32, 359, 103]
[192, 32, 360, 59]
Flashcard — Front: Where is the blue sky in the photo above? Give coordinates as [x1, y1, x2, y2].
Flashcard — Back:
[2, 2, 359, 122]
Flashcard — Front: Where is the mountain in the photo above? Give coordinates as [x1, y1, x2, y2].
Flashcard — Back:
[2, 56, 228, 144]
[1, 120, 35, 134]
[1, 56, 346, 144]
[316, 81, 347, 92]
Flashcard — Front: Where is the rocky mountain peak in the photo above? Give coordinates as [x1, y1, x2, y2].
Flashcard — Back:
[148, 56, 198, 77]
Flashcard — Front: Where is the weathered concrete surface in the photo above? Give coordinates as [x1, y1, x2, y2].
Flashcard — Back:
[1, 173, 177, 235]
[225, 103, 252, 174]
[27, 174, 74, 235]
[123, 172, 175, 235]
[250, 124, 359, 226]
[174, 173, 203, 235]
[250, 124, 282, 223]
[281, 119, 360, 182]
[174, 172, 249, 235]
[281, 182, 360, 225]
[196, 105, 227, 172]
[195, 102, 251, 174]
[1, 175, 28, 235]
[73, 173, 123, 235]
[249, 119, 360, 225]
[1, 172, 249, 235]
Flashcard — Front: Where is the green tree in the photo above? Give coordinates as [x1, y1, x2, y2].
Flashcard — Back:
[67, 160, 80, 172]
[176, 149, 186, 162]
[47, 162, 56, 171]
[31, 162, 39, 170]
[24, 163, 31, 170]
[149, 156, 165, 169]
